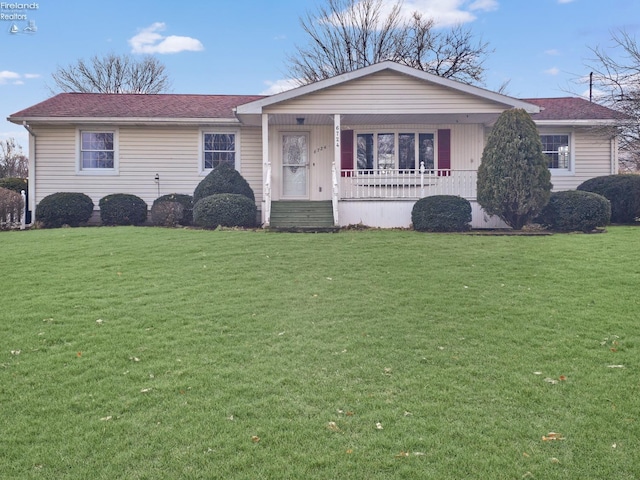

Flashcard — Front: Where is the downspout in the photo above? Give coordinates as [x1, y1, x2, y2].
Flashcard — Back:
[22, 121, 36, 226]
[611, 136, 618, 174]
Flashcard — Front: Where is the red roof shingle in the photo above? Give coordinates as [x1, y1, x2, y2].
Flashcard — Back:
[9, 93, 266, 120]
[9, 93, 622, 123]
[523, 97, 622, 121]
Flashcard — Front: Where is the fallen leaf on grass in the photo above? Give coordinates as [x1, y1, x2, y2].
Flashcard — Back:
[140, 388, 152, 393]
[346, 449, 353, 454]
[129, 357, 140, 362]
[375, 422, 383, 430]
[327, 421, 340, 432]
[251, 436, 260, 443]
[544, 378, 558, 385]
[559, 375, 567, 381]
[100, 416, 112, 421]
[77, 352, 82, 358]
[96, 319, 104, 325]
[550, 457, 560, 464]
[395, 451, 409, 458]
[542, 432, 565, 441]
[10, 350, 21, 355]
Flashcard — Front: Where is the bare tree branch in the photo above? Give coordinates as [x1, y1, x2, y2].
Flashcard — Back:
[0, 138, 28, 178]
[50, 53, 171, 94]
[287, 0, 491, 86]
[585, 29, 640, 171]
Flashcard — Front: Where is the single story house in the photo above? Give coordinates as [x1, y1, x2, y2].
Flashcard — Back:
[8, 61, 622, 229]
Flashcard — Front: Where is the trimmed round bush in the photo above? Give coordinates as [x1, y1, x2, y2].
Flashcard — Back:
[412, 195, 472, 232]
[577, 174, 640, 223]
[0, 177, 28, 194]
[151, 193, 193, 226]
[151, 201, 185, 227]
[99, 193, 148, 226]
[193, 163, 255, 204]
[36, 192, 94, 228]
[538, 190, 611, 232]
[193, 193, 257, 229]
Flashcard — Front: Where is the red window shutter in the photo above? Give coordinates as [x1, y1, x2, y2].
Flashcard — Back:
[340, 129, 354, 177]
[437, 129, 451, 176]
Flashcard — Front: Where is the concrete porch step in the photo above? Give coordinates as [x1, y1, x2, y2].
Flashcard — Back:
[269, 201, 336, 231]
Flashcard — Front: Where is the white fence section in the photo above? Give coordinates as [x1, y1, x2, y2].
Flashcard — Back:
[0, 190, 26, 230]
[339, 169, 477, 200]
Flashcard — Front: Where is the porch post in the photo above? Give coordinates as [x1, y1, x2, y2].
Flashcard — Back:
[332, 114, 340, 226]
[262, 113, 271, 227]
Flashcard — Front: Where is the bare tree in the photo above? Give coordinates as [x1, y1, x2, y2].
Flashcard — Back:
[51, 53, 170, 94]
[287, 0, 491, 85]
[0, 138, 28, 178]
[586, 30, 640, 170]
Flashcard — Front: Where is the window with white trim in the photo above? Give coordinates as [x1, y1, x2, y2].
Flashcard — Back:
[203, 132, 236, 170]
[80, 131, 116, 170]
[541, 134, 571, 170]
[356, 131, 435, 172]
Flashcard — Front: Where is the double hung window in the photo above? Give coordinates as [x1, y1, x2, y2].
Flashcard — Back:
[203, 132, 236, 170]
[541, 134, 571, 170]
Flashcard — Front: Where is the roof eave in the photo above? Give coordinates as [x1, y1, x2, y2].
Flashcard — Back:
[534, 119, 620, 126]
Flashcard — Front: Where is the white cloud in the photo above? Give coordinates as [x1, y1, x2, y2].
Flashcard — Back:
[326, 0, 499, 29]
[0, 70, 39, 85]
[0, 71, 20, 84]
[545, 67, 560, 75]
[261, 78, 300, 95]
[401, 0, 498, 27]
[545, 49, 561, 56]
[558, 0, 576, 3]
[129, 22, 204, 54]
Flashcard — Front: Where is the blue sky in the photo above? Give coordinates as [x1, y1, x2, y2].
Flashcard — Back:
[1, 0, 638, 152]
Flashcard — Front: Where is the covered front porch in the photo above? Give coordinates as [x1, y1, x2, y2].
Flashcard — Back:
[233, 62, 540, 229]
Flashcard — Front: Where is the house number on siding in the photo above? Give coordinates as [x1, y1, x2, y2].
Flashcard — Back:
[335, 125, 340, 148]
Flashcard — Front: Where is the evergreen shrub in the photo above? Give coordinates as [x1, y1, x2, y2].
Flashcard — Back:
[99, 193, 148, 226]
[36, 192, 94, 228]
[538, 190, 611, 232]
[151, 193, 193, 226]
[193, 193, 257, 229]
[193, 163, 255, 204]
[412, 195, 472, 232]
[577, 174, 640, 223]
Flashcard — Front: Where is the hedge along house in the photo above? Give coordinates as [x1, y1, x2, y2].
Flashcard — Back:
[8, 61, 621, 229]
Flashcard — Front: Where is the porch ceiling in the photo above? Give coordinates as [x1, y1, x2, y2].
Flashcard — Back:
[236, 112, 502, 127]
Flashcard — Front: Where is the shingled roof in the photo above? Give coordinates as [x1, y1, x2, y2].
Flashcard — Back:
[9, 93, 266, 120]
[9, 92, 622, 123]
[523, 97, 622, 121]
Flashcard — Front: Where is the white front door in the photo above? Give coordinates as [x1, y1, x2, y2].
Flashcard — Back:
[282, 133, 309, 198]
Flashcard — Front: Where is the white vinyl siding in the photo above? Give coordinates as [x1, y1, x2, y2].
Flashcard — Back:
[549, 127, 615, 191]
[263, 70, 511, 115]
[31, 125, 264, 211]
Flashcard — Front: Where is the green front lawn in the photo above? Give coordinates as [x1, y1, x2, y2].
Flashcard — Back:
[1, 227, 638, 479]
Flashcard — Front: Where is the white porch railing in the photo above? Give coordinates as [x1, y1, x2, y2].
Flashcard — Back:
[331, 162, 339, 225]
[339, 168, 477, 200]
